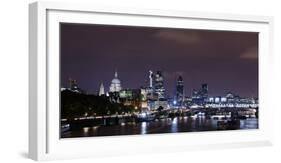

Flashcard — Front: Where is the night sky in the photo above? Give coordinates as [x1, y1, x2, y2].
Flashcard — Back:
[60, 23, 258, 98]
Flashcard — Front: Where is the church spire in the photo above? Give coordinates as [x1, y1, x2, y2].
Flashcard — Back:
[99, 82, 105, 96]
[114, 70, 118, 78]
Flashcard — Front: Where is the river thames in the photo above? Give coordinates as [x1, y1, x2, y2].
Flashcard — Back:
[61, 117, 258, 138]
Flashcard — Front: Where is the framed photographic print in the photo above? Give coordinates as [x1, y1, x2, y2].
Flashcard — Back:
[29, 1, 274, 161]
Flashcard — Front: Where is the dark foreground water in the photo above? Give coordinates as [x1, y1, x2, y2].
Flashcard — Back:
[61, 117, 258, 138]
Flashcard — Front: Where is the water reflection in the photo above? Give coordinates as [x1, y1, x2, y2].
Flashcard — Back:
[171, 118, 178, 133]
[141, 122, 147, 134]
[240, 118, 258, 129]
[82, 127, 89, 136]
[63, 117, 258, 138]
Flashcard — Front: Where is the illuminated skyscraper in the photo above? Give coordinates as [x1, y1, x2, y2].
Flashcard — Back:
[149, 70, 153, 88]
[154, 71, 165, 99]
[176, 76, 184, 105]
[201, 83, 208, 98]
[146, 70, 154, 95]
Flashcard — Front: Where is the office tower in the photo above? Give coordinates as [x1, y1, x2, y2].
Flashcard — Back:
[176, 76, 184, 105]
[154, 71, 165, 99]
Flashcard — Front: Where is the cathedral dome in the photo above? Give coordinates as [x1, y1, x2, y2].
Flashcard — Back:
[109, 71, 122, 92]
[111, 78, 121, 84]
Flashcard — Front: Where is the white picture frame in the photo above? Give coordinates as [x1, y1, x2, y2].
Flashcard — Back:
[29, 1, 274, 161]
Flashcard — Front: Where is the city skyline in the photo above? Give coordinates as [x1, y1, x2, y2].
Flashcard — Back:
[60, 23, 258, 97]
[60, 23, 259, 138]
[63, 69, 257, 99]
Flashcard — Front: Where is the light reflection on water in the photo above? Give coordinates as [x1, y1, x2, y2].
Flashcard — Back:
[171, 118, 178, 133]
[62, 117, 258, 138]
[240, 118, 258, 129]
[141, 122, 147, 134]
